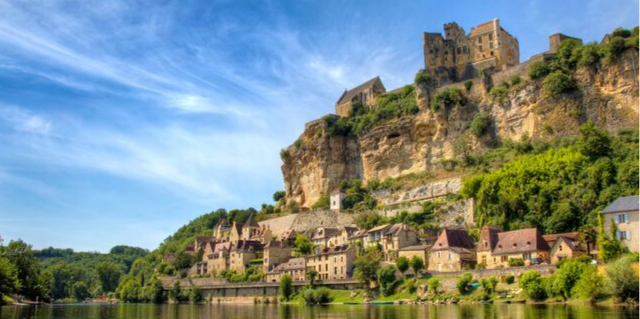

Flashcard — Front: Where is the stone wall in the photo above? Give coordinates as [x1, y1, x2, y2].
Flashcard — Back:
[430, 264, 555, 292]
[373, 177, 462, 206]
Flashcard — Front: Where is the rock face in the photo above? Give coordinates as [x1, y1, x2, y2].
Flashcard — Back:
[282, 50, 639, 208]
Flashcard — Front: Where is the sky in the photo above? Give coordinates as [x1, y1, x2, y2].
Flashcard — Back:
[0, 0, 637, 253]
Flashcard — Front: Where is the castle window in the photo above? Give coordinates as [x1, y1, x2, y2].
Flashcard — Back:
[489, 34, 493, 40]
[490, 42, 494, 49]
[478, 37, 482, 43]
[457, 47, 461, 54]
[491, 51, 494, 56]
[479, 45, 483, 52]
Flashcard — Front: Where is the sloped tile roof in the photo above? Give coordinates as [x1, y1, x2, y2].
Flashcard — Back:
[602, 195, 639, 214]
[336, 77, 384, 105]
[431, 229, 475, 251]
[492, 228, 549, 255]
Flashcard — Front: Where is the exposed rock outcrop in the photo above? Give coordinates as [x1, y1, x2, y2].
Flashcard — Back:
[283, 50, 639, 208]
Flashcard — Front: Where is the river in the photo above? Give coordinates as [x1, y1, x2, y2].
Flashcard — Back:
[1, 303, 638, 319]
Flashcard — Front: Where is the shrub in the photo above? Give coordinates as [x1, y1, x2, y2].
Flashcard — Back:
[287, 200, 300, 213]
[551, 260, 587, 300]
[480, 276, 498, 300]
[510, 74, 522, 86]
[505, 274, 515, 284]
[377, 265, 398, 296]
[519, 270, 547, 301]
[313, 287, 332, 304]
[415, 72, 432, 86]
[529, 60, 550, 79]
[543, 71, 576, 97]
[294, 138, 303, 148]
[470, 112, 492, 137]
[508, 258, 524, 267]
[489, 85, 509, 104]
[578, 43, 601, 67]
[575, 266, 605, 303]
[279, 274, 292, 301]
[431, 87, 467, 111]
[409, 256, 425, 277]
[456, 272, 473, 294]
[606, 255, 640, 303]
[311, 194, 330, 210]
[603, 37, 627, 64]
[396, 257, 409, 277]
[189, 287, 203, 303]
[464, 80, 473, 92]
[427, 277, 440, 294]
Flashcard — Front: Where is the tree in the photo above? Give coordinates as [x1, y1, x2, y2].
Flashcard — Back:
[273, 191, 286, 202]
[0, 255, 20, 301]
[279, 274, 293, 301]
[306, 269, 318, 287]
[470, 112, 492, 137]
[551, 260, 586, 301]
[409, 256, 424, 279]
[480, 276, 498, 300]
[578, 225, 597, 256]
[71, 281, 91, 301]
[395, 257, 409, 278]
[456, 273, 473, 294]
[427, 277, 440, 294]
[189, 286, 203, 303]
[376, 265, 397, 297]
[575, 266, 605, 303]
[606, 256, 640, 303]
[168, 281, 181, 302]
[529, 60, 550, 79]
[294, 235, 313, 256]
[3, 240, 45, 300]
[96, 261, 122, 293]
[519, 270, 547, 301]
[576, 121, 612, 160]
[543, 71, 576, 97]
[353, 250, 381, 287]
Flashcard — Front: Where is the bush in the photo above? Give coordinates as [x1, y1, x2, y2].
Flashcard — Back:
[543, 71, 576, 97]
[189, 287, 203, 303]
[456, 273, 473, 294]
[311, 194, 330, 210]
[551, 260, 587, 300]
[279, 274, 292, 301]
[377, 265, 398, 296]
[489, 85, 509, 104]
[465, 81, 473, 92]
[415, 72, 432, 86]
[273, 191, 286, 202]
[470, 112, 492, 137]
[508, 258, 525, 267]
[480, 276, 498, 300]
[578, 43, 602, 67]
[529, 60, 550, 79]
[427, 277, 440, 294]
[431, 87, 467, 111]
[505, 274, 515, 284]
[519, 270, 547, 301]
[606, 255, 640, 303]
[510, 74, 522, 86]
[302, 287, 333, 304]
[575, 266, 605, 303]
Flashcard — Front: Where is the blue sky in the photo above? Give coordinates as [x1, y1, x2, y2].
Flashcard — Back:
[0, 0, 637, 252]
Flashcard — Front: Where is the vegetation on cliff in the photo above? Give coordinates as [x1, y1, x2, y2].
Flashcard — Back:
[461, 123, 638, 234]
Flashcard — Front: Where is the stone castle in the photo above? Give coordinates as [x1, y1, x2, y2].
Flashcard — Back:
[423, 19, 520, 81]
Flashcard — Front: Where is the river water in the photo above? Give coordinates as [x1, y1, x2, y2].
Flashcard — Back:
[1, 303, 638, 319]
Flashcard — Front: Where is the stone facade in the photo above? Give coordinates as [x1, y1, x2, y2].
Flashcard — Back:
[423, 19, 519, 81]
[306, 245, 356, 280]
[335, 77, 386, 117]
[602, 195, 639, 252]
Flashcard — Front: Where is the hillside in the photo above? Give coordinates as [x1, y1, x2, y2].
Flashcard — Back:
[282, 38, 639, 209]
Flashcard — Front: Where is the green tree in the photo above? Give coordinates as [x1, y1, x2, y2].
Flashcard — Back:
[480, 276, 498, 300]
[71, 281, 91, 301]
[409, 256, 424, 279]
[519, 270, 547, 301]
[189, 286, 203, 303]
[279, 274, 293, 301]
[377, 265, 397, 296]
[543, 71, 576, 97]
[96, 261, 122, 293]
[306, 269, 318, 288]
[456, 272, 473, 294]
[3, 240, 45, 299]
[273, 191, 286, 202]
[576, 121, 612, 160]
[354, 250, 381, 287]
[427, 277, 440, 294]
[606, 256, 640, 303]
[294, 235, 313, 256]
[575, 266, 605, 303]
[168, 280, 181, 302]
[311, 194, 330, 210]
[0, 255, 20, 301]
[551, 260, 586, 300]
[395, 257, 409, 278]
[470, 112, 492, 137]
[529, 60, 550, 79]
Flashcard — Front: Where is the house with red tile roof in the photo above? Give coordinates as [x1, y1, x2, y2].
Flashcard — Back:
[476, 226, 550, 269]
[428, 228, 476, 272]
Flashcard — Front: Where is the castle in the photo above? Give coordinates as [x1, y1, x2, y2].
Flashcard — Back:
[423, 19, 520, 80]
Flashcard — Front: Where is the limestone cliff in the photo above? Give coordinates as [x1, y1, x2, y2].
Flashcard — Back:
[282, 49, 639, 208]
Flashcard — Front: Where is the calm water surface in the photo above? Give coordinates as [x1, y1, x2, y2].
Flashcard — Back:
[1, 304, 638, 319]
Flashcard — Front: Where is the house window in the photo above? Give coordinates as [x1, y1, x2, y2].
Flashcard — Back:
[457, 47, 461, 54]
[489, 34, 493, 40]
[618, 231, 631, 240]
[559, 244, 563, 251]
[478, 37, 482, 43]
[437, 252, 441, 258]
[490, 42, 494, 49]
[501, 256, 508, 262]
[479, 45, 483, 52]
[447, 253, 452, 260]
[617, 214, 628, 223]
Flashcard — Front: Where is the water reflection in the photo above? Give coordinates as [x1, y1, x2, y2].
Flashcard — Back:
[1, 303, 638, 319]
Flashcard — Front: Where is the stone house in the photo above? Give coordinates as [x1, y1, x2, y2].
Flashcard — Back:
[312, 227, 343, 248]
[423, 19, 519, 80]
[602, 195, 639, 252]
[428, 229, 476, 272]
[398, 244, 432, 267]
[330, 190, 346, 212]
[366, 224, 392, 248]
[229, 240, 263, 273]
[278, 228, 298, 244]
[548, 235, 587, 264]
[204, 241, 230, 276]
[477, 227, 550, 269]
[263, 240, 293, 273]
[306, 245, 356, 280]
[335, 77, 386, 117]
[229, 222, 243, 243]
[381, 223, 420, 261]
[266, 257, 307, 283]
[212, 219, 231, 240]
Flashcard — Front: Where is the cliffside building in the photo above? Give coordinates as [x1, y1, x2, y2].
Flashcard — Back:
[423, 19, 519, 80]
[335, 76, 386, 117]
